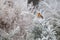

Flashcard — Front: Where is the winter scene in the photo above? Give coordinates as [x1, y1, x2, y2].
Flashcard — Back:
[0, 0, 60, 40]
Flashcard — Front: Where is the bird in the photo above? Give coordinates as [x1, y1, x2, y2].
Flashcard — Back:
[37, 12, 43, 19]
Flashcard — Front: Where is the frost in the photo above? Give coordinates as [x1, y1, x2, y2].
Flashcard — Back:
[0, 0, 60, 40]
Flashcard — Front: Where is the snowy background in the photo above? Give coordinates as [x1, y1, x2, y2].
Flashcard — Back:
[0, 0, 60, 40]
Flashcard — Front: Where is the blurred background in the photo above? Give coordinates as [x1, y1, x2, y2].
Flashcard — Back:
[0, 0, 60, 40]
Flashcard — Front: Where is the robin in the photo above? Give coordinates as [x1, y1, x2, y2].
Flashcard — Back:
[37, 12, 43, 19]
